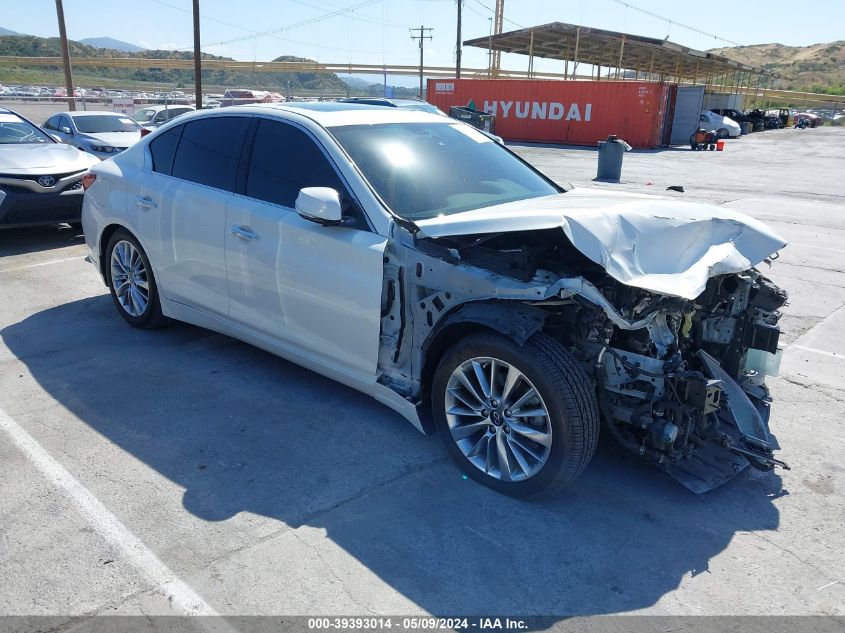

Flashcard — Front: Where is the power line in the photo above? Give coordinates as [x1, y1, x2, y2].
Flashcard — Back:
[608, 0, 744, 47]
[150, 0, 407, 55]
[193, 0, 384, 49]
[471, 0, 523, 29]
[291, 0, 405, 29]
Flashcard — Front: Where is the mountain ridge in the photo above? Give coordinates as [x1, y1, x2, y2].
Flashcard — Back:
[79, 37, 145, 53]
[709, 41, 845, 94]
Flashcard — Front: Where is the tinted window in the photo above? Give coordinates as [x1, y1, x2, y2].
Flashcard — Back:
[134, 108, 156, 124]
[246, 119, 344, 208]
[330, 122, 558, 221]
[149, 125, 182, 175]
[162, 107, 192, 122]
[171, 117, 247, 190]
[59, 115, 72, 131]
[43, 115, 60, 131]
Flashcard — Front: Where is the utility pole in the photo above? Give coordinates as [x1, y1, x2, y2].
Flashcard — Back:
[491, 0, 505, 77]
[410, 25, 433, 100]
[54, 0, 75, 111]
[455, 0, 463, 79]
[192, 0, 202, 109]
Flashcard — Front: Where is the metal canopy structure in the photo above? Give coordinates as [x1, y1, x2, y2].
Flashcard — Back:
[463, 22, 773, 84]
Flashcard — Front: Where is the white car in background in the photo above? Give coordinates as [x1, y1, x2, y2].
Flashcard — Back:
[0, 107, 98, 228]
[81, 103, 789, 497]
[132, 105, 195, 129]
[699, 110, 741, 138]
[43, 111, 143, 160]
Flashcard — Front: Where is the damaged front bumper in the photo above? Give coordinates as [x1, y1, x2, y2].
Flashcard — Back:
[378, 202, 790, 493]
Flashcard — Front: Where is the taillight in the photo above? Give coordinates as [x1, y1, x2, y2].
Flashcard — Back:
[140, 127, 152, 138]
[81, 172, 97, 191]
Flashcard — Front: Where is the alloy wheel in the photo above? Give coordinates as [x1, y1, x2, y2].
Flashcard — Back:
[444, 357, 553, 482]
[110, 240, 150, 317]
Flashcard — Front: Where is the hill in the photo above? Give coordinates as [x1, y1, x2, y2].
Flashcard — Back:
[710, 41, 845, 95]
[0, 34, 353, 95]
[338, 75, 419, 98]
[0, 27, 21, 36]
[79, 37, 145, 53]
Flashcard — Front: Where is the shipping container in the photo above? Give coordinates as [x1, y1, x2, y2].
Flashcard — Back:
[427, 78, 672, 149]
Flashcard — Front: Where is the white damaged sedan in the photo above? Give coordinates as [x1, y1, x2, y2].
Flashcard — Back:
[81, 103, 788, 497]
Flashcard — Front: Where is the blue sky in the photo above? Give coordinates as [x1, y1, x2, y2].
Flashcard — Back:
[7, 0, 845, 81]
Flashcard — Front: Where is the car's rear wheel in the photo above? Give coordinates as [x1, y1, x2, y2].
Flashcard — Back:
[105, 229, 166, 328]
[431, 332, 599, 498]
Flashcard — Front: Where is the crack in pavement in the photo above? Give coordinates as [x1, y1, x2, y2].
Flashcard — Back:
[290, 529, 378, 615]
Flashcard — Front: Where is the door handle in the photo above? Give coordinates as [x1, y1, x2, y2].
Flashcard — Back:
[230, 226, 259, 241]
[135, 196, 157, 210]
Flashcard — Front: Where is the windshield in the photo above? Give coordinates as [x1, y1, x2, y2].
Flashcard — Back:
[0, 112, 53, 144]
[330, 122, 558, 221]
[133, 109, 156, 123]
[397, 102, 444, 115]
[73, 114, 140, 133]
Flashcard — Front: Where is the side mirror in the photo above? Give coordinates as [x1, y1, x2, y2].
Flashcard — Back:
[295, 187, 342, 225]
[60, 126, 73, 135]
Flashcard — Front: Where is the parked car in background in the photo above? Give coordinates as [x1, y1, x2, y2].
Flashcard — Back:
[763, 110, 784, 129]
[699, 111, 741, 138]
[793, 112, 823, 128]
[745, 109, 767, 131]
[0, 107, 98, 228]
[710, 108, 753, 123]
[221, 89, 284, 107]
[132, 105, 194, 129]
[339, 97, 444, 114]
[43, 111, 142, 160]
[81, 103, 789, 497]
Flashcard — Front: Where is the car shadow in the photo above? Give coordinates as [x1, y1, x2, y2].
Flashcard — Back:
[1, 297, 783, 618]
[0, 224, 83, 257]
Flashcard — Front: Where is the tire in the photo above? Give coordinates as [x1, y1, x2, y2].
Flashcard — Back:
[105, 229, 167, 328]
[431, 331, 599, 498]
[716, 128, 729, 139]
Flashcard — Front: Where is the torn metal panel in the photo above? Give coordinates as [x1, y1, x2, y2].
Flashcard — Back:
[415, 187, 787, 300]
[375, 201, 789, 492]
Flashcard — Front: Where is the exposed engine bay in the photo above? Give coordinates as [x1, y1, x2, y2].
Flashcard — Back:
[378, 218, 789, 493]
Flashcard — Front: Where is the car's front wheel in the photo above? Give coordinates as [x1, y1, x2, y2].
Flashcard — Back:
[105, 229, 166, 328]
[432, 332, 599, 498]
[716, 127, 729, 139]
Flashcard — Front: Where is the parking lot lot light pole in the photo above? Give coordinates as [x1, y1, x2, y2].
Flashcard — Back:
[54, 0, 75, 111]
[193, 0, 202, 109]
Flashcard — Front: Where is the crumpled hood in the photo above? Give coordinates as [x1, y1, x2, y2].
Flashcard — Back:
[0, 143, 98, 173]
[79, 131, 141, 148]
[415, 187, 787, 300]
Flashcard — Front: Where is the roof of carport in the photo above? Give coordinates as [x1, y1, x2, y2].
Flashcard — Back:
[463, 22, 773, 80]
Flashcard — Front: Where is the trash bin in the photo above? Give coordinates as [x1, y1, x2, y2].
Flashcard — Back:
[740, 122, 753, 135]
[449, 106, 496, 134]
[595, 135, 632, 182]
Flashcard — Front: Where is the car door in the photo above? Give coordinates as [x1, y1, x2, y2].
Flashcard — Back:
[132, 116, 249, 317]
[225, 117, 387, 378]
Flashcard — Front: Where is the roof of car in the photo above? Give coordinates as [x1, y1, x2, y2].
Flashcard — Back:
[228, 101, 447, 127]
[61, 110, 130, 117]
[137, 104, 195, 112]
